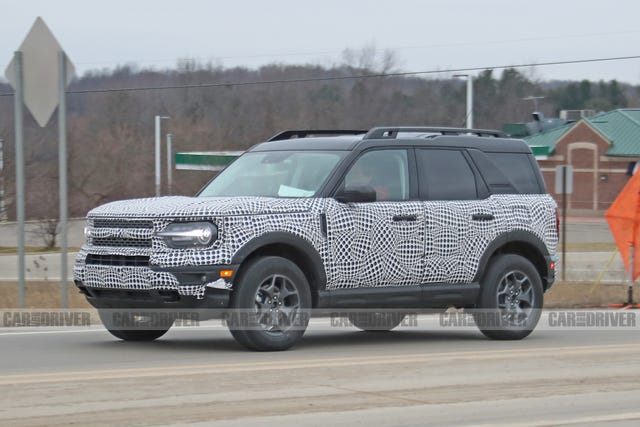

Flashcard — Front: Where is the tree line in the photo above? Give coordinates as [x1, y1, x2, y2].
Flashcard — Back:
[0, 49, 637, 244]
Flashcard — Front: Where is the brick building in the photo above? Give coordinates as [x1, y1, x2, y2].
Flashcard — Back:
[524, 109, 640, 213]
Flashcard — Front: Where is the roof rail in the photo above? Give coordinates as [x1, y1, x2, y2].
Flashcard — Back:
[363, 127, 505, 139]
[268, 129, 367, 141]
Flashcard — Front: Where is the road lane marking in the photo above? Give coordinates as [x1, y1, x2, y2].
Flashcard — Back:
[1, 343, 639, 385]
[0, 328, 108, 336]
[470, 411, 640, 427]
[0, 319, 341, 336]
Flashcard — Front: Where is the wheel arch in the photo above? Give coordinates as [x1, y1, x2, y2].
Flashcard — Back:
[231, 232, 327, 307]
[475, 231, 552, 290]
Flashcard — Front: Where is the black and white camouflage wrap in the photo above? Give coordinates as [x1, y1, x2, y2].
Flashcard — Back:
[74, 194, 558, 298]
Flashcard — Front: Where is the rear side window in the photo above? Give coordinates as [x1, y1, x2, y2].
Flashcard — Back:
[486, 153, 541, 194]
[417, 149, 478, 200]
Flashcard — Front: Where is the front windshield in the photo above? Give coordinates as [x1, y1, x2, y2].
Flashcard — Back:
[199, 150, 345, 198]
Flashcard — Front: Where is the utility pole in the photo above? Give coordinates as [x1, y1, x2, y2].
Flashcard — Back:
[154, 115, 170, 197]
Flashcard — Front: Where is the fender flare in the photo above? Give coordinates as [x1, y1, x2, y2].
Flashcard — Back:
[473, 230, 551, 284]
[232, 231, 327, 290]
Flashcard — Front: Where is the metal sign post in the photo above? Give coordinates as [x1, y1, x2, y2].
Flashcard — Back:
[555, 165, 574, 281]
[13, 52, 26, 308]
[5, 18, 75, 308]
[58, 51, 68, 308]
[629, 245, 635, 305]
[0, 138, 5, 221]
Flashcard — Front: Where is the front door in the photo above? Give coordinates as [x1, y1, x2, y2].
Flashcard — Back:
[324, 149, 424, 289]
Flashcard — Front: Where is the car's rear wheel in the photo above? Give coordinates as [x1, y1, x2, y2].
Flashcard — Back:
[474, 254, 543, 340]
[348, 312, 405, 331]
[98, 310, 173, 341]
[228, 256, 311, 351]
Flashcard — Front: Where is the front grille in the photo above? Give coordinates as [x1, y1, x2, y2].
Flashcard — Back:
[93, 219, 154, 229]
[90, 218, 154, 248]
[85, 254, 150, 267]
[92, 237, 152, 248]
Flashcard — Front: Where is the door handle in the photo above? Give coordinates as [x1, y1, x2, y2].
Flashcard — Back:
[393, 214, 417, 222]
[472, 213, 495, 221]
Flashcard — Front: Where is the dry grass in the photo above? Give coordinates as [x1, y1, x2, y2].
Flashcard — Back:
[544, 281, 634, 308]
[561, 242, 617, 252]
[0, 246, 81, 254]
[0, 280, 634, 310]
[0, 281, 92, 309]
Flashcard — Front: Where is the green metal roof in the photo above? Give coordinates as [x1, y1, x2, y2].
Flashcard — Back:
[522, 123, 573, 155]
[586, 109, 640, 157]
[523, 109, 640, 157]
[175, 151, 243, 171]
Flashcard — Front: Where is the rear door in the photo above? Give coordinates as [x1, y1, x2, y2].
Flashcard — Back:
[416, 148, 496, 284]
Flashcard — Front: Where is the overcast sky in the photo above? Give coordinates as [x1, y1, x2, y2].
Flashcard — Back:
[3, 0, 640, 84]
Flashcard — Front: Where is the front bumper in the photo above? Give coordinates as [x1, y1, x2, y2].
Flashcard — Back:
[74, 264, 238, 309]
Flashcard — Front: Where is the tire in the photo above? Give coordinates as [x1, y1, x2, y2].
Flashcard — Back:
[228, 256, 311, 351]
[474, 254, 543, 340]
[98, 309, 173, 341]
[348, 312, 405, 331]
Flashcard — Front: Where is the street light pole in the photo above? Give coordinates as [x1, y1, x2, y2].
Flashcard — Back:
[454, 74, 473, 129]
[154, 115, 170, 197]
[166, 133, 173, 195]
[466, 75, 473, 129]
[523, 96, 545, 112]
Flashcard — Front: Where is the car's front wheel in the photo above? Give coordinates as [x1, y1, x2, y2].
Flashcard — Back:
[474, 254, 543, 340]
[98, 310, 173, 341]
[227, 256, 311, 351]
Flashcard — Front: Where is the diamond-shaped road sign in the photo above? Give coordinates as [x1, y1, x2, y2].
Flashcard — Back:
[5, 17, 75, 127]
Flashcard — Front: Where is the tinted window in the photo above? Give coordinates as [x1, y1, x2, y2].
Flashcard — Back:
[486, 153, 540, 194]
[342, 149, 409, 201]
[418, 149, 477, 200]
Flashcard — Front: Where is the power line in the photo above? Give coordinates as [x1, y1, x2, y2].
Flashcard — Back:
[1, 54, 640, 97]
[69, 29, 640, 67]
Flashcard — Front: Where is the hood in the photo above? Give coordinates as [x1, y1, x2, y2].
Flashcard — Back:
[88, 196, 317, 219]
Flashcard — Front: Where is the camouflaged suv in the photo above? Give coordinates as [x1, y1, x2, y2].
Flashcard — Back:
[74, 127, 558, 351]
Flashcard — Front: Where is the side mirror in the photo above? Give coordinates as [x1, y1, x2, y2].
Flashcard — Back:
[334, 185, 377, 203]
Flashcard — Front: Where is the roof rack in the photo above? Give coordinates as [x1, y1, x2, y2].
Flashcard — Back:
[267, 129, 367, 141]
[363, 127, 505, 139]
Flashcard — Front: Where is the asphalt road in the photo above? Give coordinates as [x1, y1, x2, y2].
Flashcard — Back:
[1, 315, 639, 426]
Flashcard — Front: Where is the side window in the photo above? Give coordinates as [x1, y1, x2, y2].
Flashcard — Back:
[418, 149, 478, 200]
[485, 153, 541, 194]
[343, 150, 409, 201]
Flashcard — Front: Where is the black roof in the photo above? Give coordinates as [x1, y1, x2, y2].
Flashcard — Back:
[250, 127, 532, 154]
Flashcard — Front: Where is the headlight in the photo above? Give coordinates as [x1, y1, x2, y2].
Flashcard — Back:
[156, 222, 217, 248]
